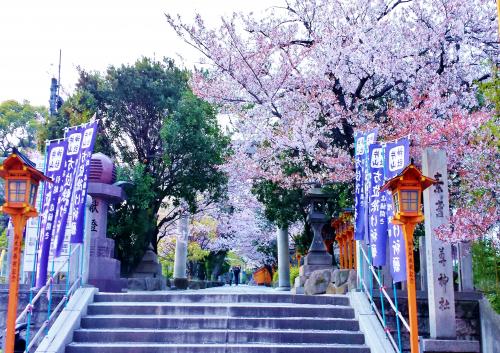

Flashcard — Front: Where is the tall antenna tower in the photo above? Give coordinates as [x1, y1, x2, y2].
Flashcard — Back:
[49, 50, 63, 116]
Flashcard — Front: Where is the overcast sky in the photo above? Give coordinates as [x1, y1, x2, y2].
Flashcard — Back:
[0, 0, 281, 107]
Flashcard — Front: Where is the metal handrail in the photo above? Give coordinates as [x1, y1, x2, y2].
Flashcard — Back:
[26, 275, 82, 352]
[359, 245, 410, 331]
[16, 244, 81, 325]
[359, 277, 400, 350]
[358, 244, 409, 353]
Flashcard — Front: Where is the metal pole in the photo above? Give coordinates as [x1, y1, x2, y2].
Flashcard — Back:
[4, 214, 28, 353]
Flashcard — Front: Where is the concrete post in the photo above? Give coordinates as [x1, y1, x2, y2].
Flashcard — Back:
[419, 238, 427, 291]
[276, 227, 291, 291]
[81, 196, 92, 286]
[422, 148, 456, 339]
[458, 241, 474, 292]
[173, 211, 189, 288]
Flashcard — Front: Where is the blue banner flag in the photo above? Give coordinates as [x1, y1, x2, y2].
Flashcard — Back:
[384, 138, 410, 282]
[53, 126, 84, 256]
[69, 120, 98, 244]
[354, 129, 378, 241]
[368, 143, 387, 266]
[35, 140, 68, 288]
[52, 121, 97, 256]
[354, 132, 365, 240]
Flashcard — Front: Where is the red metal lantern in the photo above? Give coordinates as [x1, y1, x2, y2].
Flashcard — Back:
[381, 162, 436, 353]
[0, 148, 51, 353]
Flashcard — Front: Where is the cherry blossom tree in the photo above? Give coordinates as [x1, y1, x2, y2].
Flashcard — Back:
[166, 0, 499, 245]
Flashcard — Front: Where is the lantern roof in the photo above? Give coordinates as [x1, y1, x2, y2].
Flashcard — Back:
[304, 187, 330, 200]
[380, 163, 436, 192]
[0, 148, 51, 183]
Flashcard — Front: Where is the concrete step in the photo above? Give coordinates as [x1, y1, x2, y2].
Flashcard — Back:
[73, 328, 366, 345]
[66, 342, 371, 353]
[94, 293, 350, 306]
[81, 315, 360, 331]
[86, 302, 355, 318]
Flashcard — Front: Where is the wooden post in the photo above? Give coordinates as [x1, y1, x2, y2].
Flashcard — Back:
[402, 221, 419, 353]
[339, 237, 344, 269]
[344, 237, 349, 269]
[347, 234, 353, 269]
[5, 213, 28, 353]
[352, 233, 357, 270]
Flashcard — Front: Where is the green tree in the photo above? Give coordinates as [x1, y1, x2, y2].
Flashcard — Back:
[472, 239, 499, 313]
[41, 57, 230, 274]
[252, 180, 354, 256]
[0, 228, 7, 249]
[0, 100, 46, 155]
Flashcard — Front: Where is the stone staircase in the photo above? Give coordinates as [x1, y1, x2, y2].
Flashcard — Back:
[65, 292, 371, 353]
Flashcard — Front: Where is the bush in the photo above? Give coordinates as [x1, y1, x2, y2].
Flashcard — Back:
[290, 266, 299, 287]
[472, 239, 499, 313]
[272, 269, 279, 285]
[272, 267, 300, 287]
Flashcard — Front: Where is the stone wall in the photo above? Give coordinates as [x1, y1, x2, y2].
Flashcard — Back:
[479, 297, 500, 353]
[371, 290, 482, 353]
[0, 284, 66, 349]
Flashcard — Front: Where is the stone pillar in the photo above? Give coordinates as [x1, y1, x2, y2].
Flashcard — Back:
[422, 148, 456, 339]
[276, 227, 291, 291]
[86, 153, 126, 292]
[87, 195, 123, 291]
[81, 196, 92, 285]
[458, 242, 474, 292]
[419, 238, 427, 291]
[173, 212, 189, 289]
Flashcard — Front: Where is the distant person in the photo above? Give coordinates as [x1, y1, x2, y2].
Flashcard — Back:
[229, 268, 234, 286]
[233, 266, 241, 286]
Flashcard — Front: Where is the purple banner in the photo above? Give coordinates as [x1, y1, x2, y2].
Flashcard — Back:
[354, 129, 378, 241]
[69, 121, 98, 244]
[35, 140, 68, 288]
[354, 132, 365, 240]
[368, 143, 387, 266]
[53, 126, 84, 256]
[384, 138, 409, 283]
[363, 130, 378, 244]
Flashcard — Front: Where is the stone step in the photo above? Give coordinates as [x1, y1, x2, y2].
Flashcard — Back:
[66, 342, 371, 353]
[81, 315, 360, 331]
[86, 302, 355, 318]
[73, 328, 366, 345]
[94, 293, 350, 306]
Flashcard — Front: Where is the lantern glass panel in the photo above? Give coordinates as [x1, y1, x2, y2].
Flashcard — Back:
[401, 189, 419, 212]
[392, 192, 400, 214]
[8, 180, 27, 203]
[29, 182, 37, 206]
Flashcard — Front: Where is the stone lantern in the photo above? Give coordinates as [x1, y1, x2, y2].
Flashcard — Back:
[86, 153, 126, 292]
[303, 187, 332, 263]
[293, 187, 333, 292]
